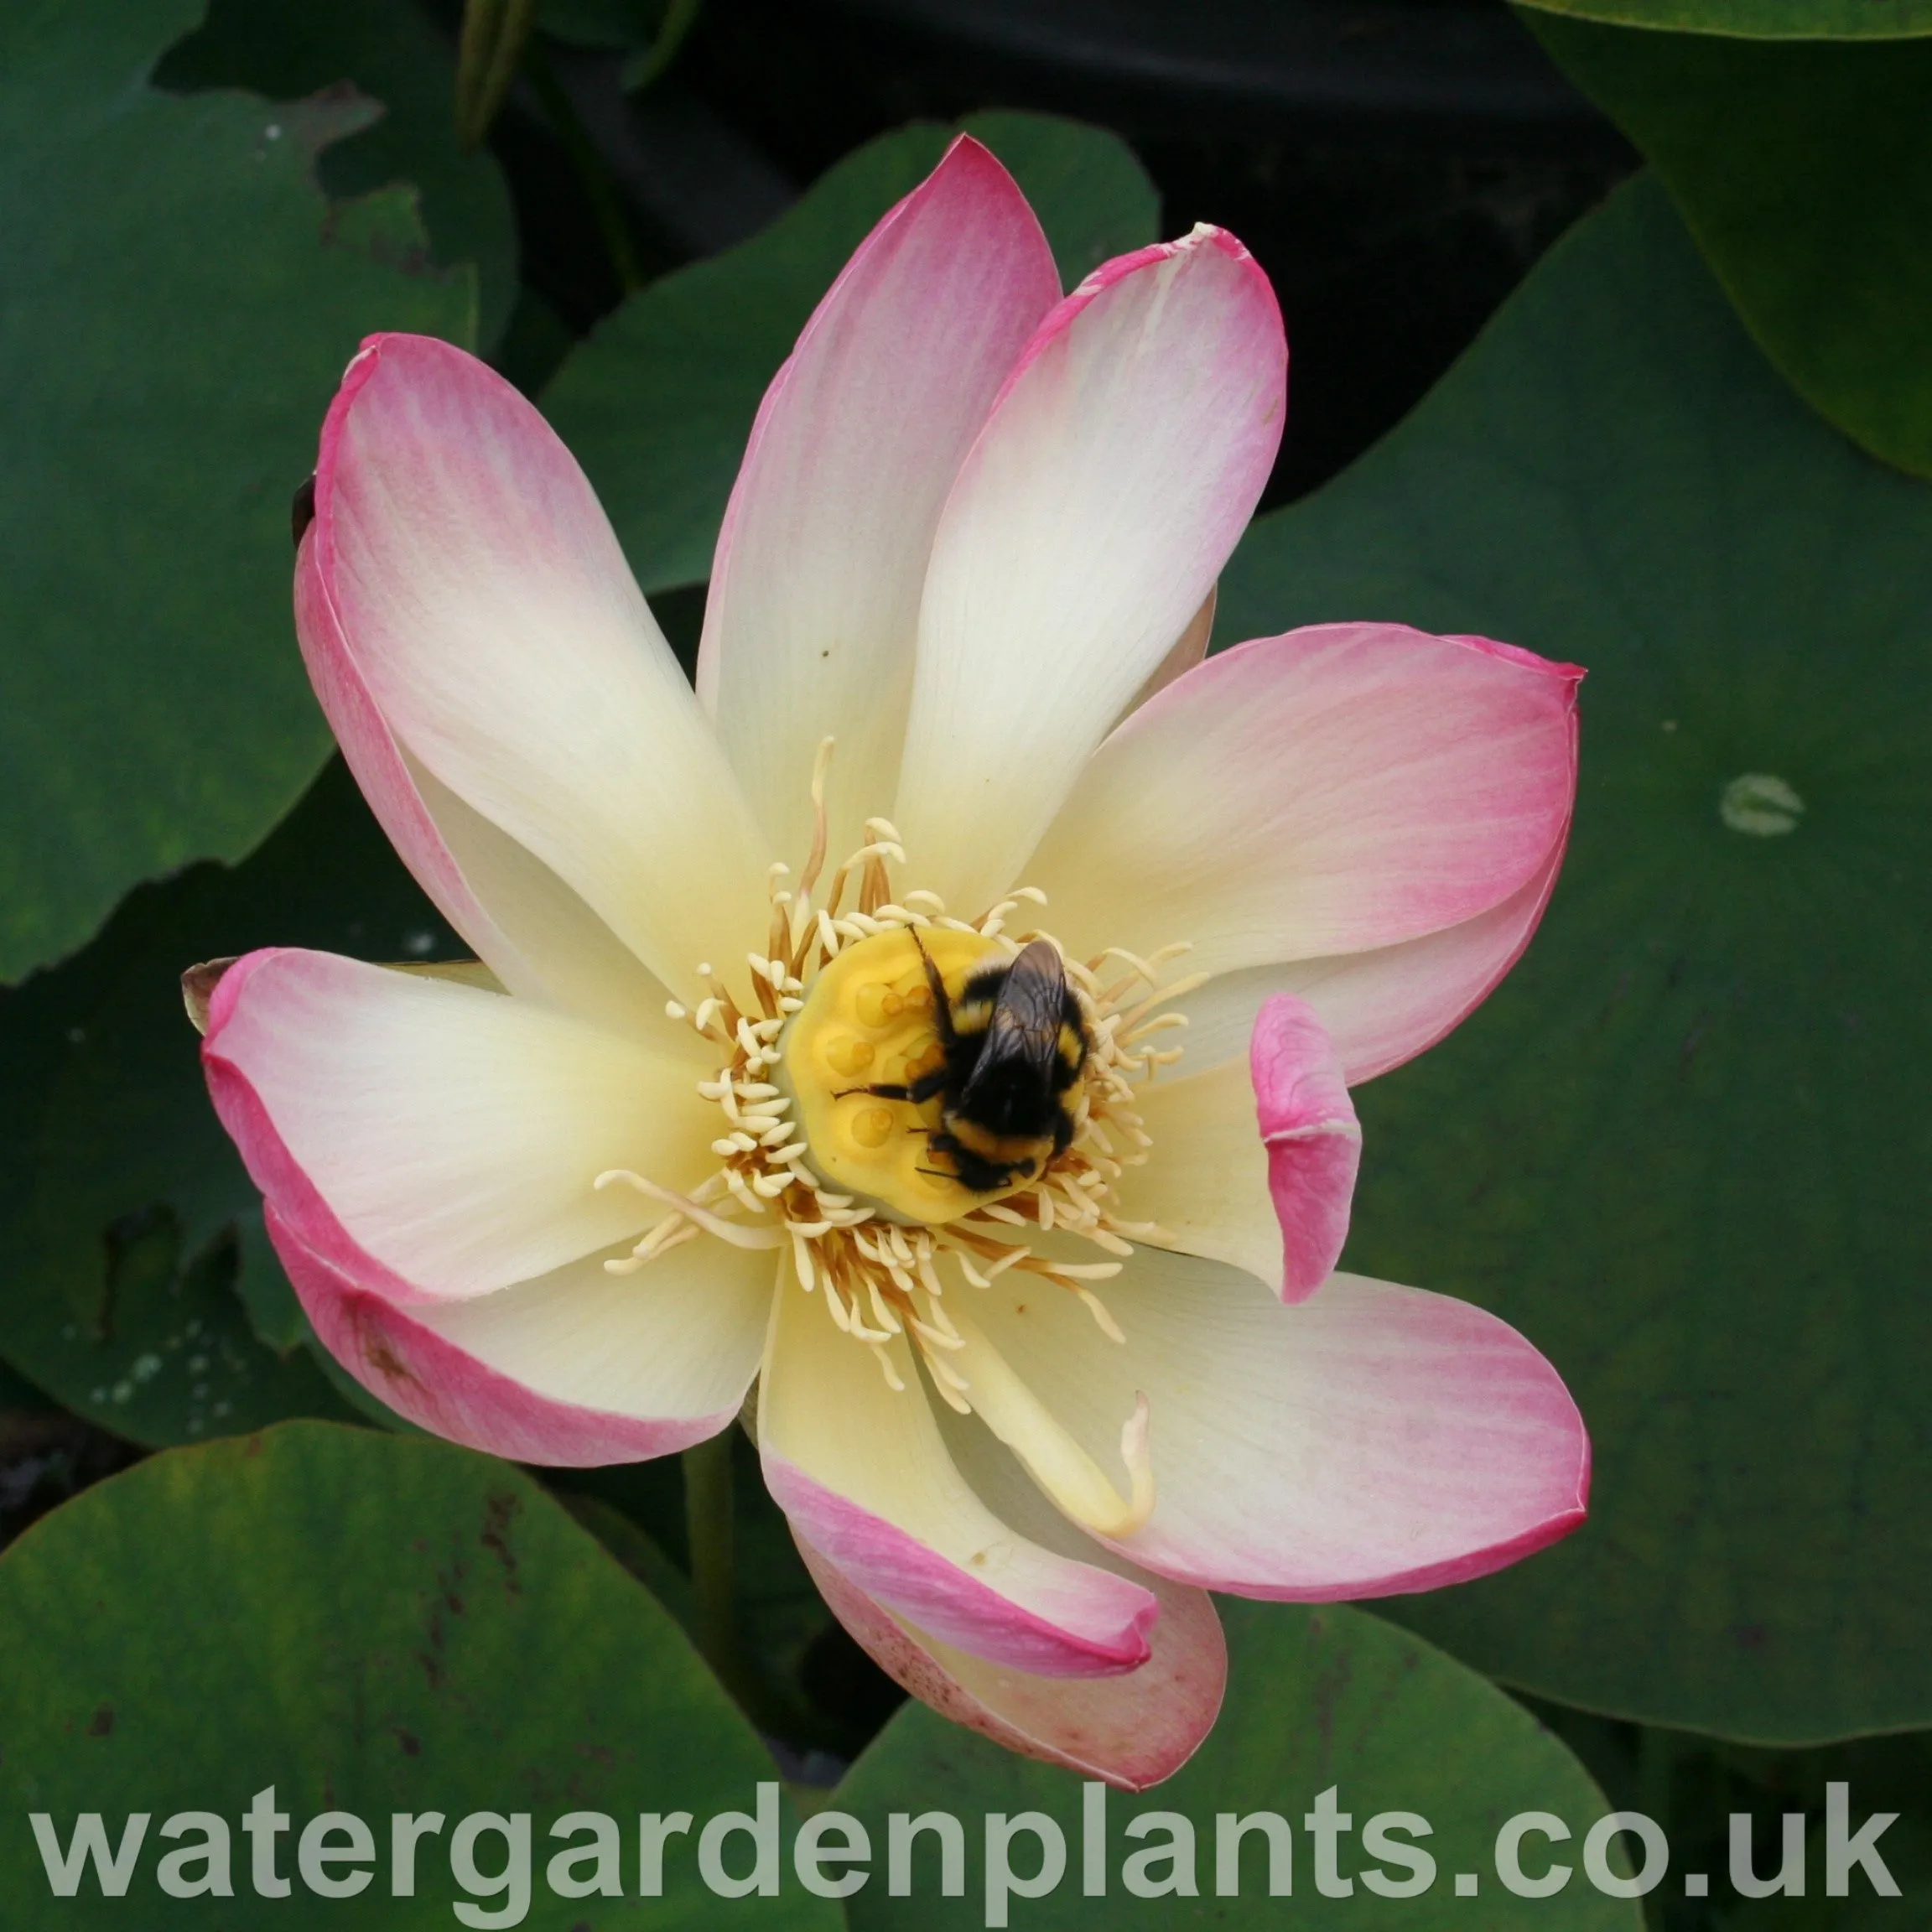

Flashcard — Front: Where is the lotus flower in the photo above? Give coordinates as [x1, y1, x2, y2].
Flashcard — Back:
[195, 138, 1588, 1789]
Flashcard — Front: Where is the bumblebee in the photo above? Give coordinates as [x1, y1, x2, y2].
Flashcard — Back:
[849, 935, 1089, 1194]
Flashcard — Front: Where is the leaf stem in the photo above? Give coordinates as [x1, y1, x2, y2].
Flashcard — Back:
[682, 1428, 744, 1689]
[623, 0, 707, 94]
[523, 45, 648, 296]
[454, 0, 540, 151]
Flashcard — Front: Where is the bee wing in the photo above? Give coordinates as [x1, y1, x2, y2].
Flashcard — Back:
[960, 940, 1067, 1098]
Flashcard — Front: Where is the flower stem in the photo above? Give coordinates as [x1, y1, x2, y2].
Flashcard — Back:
[454, 0, 539, 150]
[621, 0, 706, 94]
[523, 46, 648, 296]
[682, 1429, 742, 1687]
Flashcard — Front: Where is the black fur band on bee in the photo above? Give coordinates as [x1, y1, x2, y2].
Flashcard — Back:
[846, 933, 1089, 1195]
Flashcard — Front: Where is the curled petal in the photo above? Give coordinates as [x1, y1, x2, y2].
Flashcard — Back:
[759, 1272, 1156, 1676]
[794, 1376, 1230, 1789]
[1117, 995, 1359, 1301]
[943, 1306, 1156, 1538]
[1251, 993, 1361, 1301]
[796, 1535, 1224, 1793]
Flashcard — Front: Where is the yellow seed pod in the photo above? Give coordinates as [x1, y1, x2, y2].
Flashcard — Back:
[778, 925, 1010, 1224]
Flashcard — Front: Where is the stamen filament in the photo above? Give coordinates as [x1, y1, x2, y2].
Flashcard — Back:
[595, 1171, 785, 1252]
[595, 740, 1210, 1542]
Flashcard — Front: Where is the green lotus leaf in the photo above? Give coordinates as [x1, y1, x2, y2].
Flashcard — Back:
[0, 0, 475, 983]
[0, 1421, 839, 1929]
[158, 0, 519, 349]
[1524, 13, 1932, 479]
[838, 1600, 1640, 1927]
[1513, 0, 1932, 36]
[1219, 174, 1932, 1742]
[0, 761, 452, 1447]
[543, 110, 1158, 595]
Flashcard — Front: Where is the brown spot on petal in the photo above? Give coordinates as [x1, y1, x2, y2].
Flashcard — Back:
[363, 1334, 416, 1388]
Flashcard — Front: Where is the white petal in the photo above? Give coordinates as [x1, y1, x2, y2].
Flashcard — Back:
[412, 1241, 771, 1425]
[1026, 623, 1580, 980]
[963, 1243, 1589, 1599]
[299, 533, 683, 1041]
[282, 1211, 768, 1466]
[204, 948, 715, 1301]
[1119, 1055, 1277, 1285]
[1171, 839, 1567, 1084]
[401, 750, 686, 1039]
[699, 136, 1060, 868]
[892, 228, 1285, 915]
[313, 334, 771, 992]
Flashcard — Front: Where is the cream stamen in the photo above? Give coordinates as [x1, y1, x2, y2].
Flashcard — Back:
[594, 747, 1202, 1533]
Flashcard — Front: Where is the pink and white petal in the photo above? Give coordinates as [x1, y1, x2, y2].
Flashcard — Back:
[312, 333, 771, 991]
[405, 741, 696, 1052]
[893, 228, 1286, 917]
[204, 948, 715, 1303]
[758, 1271, 1157, 1676]
[699, 136, 1060, 866]
[797, 1536, 1223, 1793]
[967, 1244, 1589, 1600]
[1026, 624, 1581, 979]
[1116, 583, 1216, 726]
[1172, 835, 1567, 1085]
[1119, 994, 1358, 1301]
[814, 1373, 1228, 1786]
[274, 1208, 766, 1466]
[297, 538, 683, 1043]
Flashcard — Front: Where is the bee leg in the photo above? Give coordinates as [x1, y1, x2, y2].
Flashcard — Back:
[834, 1081, 911, 1100]
[909, 928, 958, 1048]
[926, 1132, 1010, 1194]
[917, 1130, 964, 1186]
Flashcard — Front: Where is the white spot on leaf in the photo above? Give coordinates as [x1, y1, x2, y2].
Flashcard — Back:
[1720, 772, 1804, 837]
